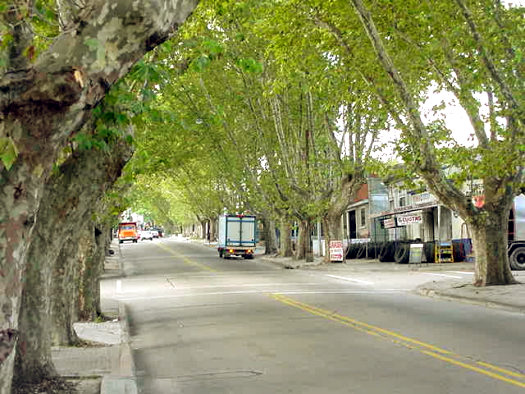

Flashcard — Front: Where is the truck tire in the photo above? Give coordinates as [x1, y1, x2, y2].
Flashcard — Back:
[367, 242, 379, 259]
[424, 241, 435, 263]
[356, 244, 367, 259]
[346, 244, 359, 259]
[379, 242, 395, 262]
[394, 242, 410, 264]
[509, 246, 525, 270]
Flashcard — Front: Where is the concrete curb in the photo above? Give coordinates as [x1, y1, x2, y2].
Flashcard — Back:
[101, 241, 138, 394]
[415, 287, 525, 314]
[100, 303, 138, 394]
[257, 255, 325, 269]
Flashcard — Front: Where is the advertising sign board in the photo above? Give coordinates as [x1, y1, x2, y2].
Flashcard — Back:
[383, 218, 396, 228]
[396, 211, 423, 226]
[409, 243, 424, 264]
[329, 240, 344, 262]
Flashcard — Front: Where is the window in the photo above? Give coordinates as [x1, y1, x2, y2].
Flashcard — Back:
[360, 207, 366, 227]
[399, 196, 406, 207]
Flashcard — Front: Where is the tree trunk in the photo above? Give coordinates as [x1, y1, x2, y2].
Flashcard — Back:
[50, 238, 81, 346]
[13, 137, 132, 384]
[12, 238, 57, 386]
[323, 213, 344, 263]
[296, 220, 314, 262]
[469, 209, 516, 286]
[78, 224, 100, 321]
[200, 220, 207, 239]
[210, 217, 218, 241]
[262, 218, 279, 255]
[280, 220, 293, 257]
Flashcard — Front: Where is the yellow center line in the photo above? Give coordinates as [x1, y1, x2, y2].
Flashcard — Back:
[476, 361, 525, 379]
[270, 293, 525, 389]
[156, 243, 217, 272]
[422, 351, 525, 388]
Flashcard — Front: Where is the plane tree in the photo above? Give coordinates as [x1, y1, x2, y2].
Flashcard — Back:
[0, 0, 199, 390]
[321, 0, 523, 285]
[141, 0, 386, 260]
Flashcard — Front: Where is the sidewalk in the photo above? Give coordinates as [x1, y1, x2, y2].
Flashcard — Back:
[50, 239, 136, 394]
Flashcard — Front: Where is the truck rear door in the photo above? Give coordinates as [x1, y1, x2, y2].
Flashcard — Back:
[226, 216, 256, 246]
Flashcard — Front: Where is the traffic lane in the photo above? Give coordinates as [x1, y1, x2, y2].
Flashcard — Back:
[298, 272, 525, 373]
[157, 238, 280, 272]
[270, 290, 525, 388]
[128, 290, 524, 394]
[119, 237, 273, 277]
[118, 239, 200, 276]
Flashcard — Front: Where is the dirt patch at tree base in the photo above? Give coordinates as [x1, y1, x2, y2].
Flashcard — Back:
[13, 376, 101, 394]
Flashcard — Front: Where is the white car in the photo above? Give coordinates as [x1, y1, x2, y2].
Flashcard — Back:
[150, 230, 159, 238]
[140, 230, 153, 241]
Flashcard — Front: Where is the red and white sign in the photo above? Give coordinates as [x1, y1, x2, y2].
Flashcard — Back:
[329, 240, 344, 262]
[383, 218, 396, 228]
[396, 212, 423, 226]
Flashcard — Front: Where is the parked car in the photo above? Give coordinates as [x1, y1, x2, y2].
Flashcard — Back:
[151, 229, 159, 238]
[140, 230, 153, 241]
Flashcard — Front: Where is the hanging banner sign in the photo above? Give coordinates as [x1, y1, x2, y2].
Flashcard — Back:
[396, 211, 423, 226]
[329, 240, 344, 262]
[383, 218, 396, 229]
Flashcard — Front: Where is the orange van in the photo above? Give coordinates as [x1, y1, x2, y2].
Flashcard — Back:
[118, 222, 139, 243]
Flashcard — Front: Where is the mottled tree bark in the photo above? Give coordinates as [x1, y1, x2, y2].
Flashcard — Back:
[50, 235, 82, 347]
[0, 1, 199, 390]
[280, 219, 293, 258]
[295, 220, 314, 262]
[262, 218, 278, 255]
[14, 138, 132, 385]
[470, 211, 515, 286]
[77, 222, 99, 321]
[209, 217, 218, 241]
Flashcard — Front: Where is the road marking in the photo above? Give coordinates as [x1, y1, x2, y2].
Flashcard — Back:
[422, 273, 463, 279]
[326, 274, 374, 285]
[156, 243, 216, 272]
[270, 294, 525, 389]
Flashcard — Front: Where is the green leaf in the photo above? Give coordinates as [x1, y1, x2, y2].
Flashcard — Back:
[237, 58, 263, 73]
[84, 38, 100, 51]
[0, 137, 18, 170]
[191, 55, 211, 71]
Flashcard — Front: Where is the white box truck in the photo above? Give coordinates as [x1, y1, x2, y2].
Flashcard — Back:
[509, 193, 525, 270]
[218, 214, 257, 259]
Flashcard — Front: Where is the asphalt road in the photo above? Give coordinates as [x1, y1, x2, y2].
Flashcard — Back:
[116, 237, 525, 393]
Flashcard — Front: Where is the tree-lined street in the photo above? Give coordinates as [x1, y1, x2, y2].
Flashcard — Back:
[109, 239, 525, 393]
[2, 0, 523, 391]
